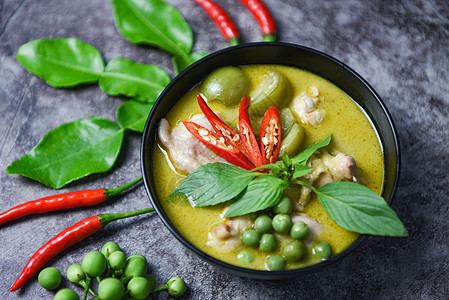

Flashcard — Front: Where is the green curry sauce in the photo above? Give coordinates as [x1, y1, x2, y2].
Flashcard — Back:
[152, 65, 384, 270]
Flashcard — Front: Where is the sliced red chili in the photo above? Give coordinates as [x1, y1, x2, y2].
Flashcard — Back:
[238, 96, 263, 167]
[196, 94, 252, 160]
[183, 121, 255, 170]
[260, 106, 281, 164]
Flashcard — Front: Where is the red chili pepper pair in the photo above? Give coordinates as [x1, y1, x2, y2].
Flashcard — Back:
[183, 95, 281, 170]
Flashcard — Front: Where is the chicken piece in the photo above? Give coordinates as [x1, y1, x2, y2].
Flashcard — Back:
[207, 212, 254, 253]
[290, 87, 326, 126]
[290, 213, 323, 241]
[158, 114, 229, 174]
[295, 150, 358, 211]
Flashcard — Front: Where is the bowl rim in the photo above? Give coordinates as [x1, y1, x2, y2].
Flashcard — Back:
[141, 42, 400, 279]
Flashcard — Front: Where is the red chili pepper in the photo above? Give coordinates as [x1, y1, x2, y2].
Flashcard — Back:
[239, 0, 277, 42]
[193, 0, 240, 46]
[197, 94, 253, 161]
[238, 96, 263, 167]
[0, 177, 142, 227]
[9, 207, 154, 291]
[260, 106, 281, 164]
[183, 121, 255, 170]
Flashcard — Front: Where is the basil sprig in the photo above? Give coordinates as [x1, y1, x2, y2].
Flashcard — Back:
[171, 135, 408, 237]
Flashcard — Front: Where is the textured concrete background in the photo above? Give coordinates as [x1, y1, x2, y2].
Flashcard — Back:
[1, 0, 448, 299]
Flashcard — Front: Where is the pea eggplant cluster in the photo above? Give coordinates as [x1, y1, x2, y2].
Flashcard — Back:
[37, 241, 187, 300]
[238, 196, 333, 271]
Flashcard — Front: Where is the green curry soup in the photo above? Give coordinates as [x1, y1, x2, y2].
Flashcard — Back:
[152, 64, 384, 270]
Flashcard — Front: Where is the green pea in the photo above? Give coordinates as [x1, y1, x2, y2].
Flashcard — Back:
[81, 251, 107, 277]
[237, 250, 254, 264]
[283, 240, 306, 262]
[101, 241, 121, 258]
[128, 277, 153, 300]
[290, 221, 310, 240]
[108, 250, 126, 270]
[314, 242, 332, 260]
[66, 264, 85, 284]
[166, 276, 187, 297]
[273, 196, 293, 214]
[200, 66, 250, 107]
[272, 214, 292, 234]
[97, 278, 124, 300]
[38, 267, 61, 290]
[124, 256, 147, 280]
[242, 229, 261, 247]
[259, 234, 277, 253]
[54, 288, 79, 300]
[267, 255, 286, 271]
[254, 215, 273, 234]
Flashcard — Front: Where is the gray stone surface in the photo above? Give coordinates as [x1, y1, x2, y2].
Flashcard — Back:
[0, 0, 448, 299]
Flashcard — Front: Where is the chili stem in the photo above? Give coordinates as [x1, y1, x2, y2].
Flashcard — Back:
[263, 34, 276, 42]
[98, 208, 155, 227]
[228, 37, 240, 46]
[105, 176, 143, 198]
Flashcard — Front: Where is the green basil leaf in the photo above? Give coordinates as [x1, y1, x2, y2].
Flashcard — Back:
[116, 100, 153, 133]
[16, 38, 104, 87]
[291, 134, 331, 164]
[171, 163, 257, 207]
[292, 164, 314, 179]
[315, 182, 408, 236]
[6, 117, 124, 189]
[172, 50, 210, 74]
[112, 0, 193, 56]
[225, 176, 288, 217]
[99, 58, 171, 102]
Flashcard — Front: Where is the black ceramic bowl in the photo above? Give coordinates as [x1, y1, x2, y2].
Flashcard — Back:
[141, 42, 400, 280]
